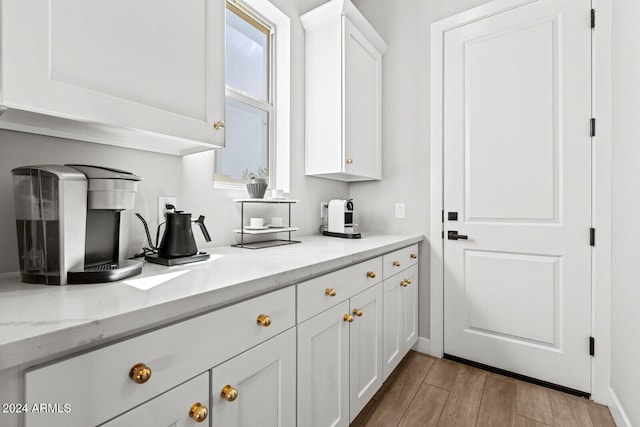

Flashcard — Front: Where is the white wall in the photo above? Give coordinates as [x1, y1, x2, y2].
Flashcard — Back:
[349, 0, 492, 339]
[0, 0, 348, 275]
[610, 0, 640, 424]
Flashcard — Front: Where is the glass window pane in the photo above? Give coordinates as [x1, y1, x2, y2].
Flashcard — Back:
[225, 7, 269, 101]
[215, 97, 268, 184]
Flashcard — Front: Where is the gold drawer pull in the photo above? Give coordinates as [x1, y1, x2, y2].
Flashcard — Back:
[400, 279, 408, 287]
[129, 363, 152, 384]
[410, 253, 417, 259]
[325, 288, 337, 297]
[393, 260, 401, 267]
[257, 314, 272, 327]
[346, 158, 353, 164]
[405, 278, 412, 285]
[221, 384, 239, 402]
[353, 308, 363, 317]
[344, 314, 354, 323]
[366, 271, 376, 279]
[189, 402, 208, 422]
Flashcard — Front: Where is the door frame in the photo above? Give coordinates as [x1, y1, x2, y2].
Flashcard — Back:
[429, 0, 612, 405]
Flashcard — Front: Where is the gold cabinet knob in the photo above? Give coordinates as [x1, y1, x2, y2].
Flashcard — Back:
[393, 261, 401, 267]
[410, 253, 417, 259]
[189, 402, 209, 422]
[129, 363, 152, 384]
[366, 271, 376, 279]
[325, 288, 337, 297]
[221, 384, 239, 402]
[405, 278, 412, 285]
[213, 120, 225, 130]
[353, 308, 363, 317]
[257, 314, 272, 327]
[346, 158, 353, 164]
[344, 314, 354, 323]
[400, 279, 408, 287]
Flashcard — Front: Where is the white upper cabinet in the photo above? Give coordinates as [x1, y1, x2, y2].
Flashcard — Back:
[302, 0, 387, 181]
[0, 0, 225, 155]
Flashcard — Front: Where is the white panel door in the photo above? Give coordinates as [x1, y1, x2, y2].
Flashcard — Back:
[443, 0, 592, 392]
[210, 328, 296, 427]
[349, 284, 383, 422]
[297, 301, 350, 427]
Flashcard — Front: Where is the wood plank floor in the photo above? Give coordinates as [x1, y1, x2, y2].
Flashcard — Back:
[351, 351, 616, 427]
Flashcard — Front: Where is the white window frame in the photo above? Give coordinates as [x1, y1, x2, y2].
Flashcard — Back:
[216, 0, 290, 192]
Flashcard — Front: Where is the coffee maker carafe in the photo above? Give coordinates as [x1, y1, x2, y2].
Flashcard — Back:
[11, 165, 143, 285]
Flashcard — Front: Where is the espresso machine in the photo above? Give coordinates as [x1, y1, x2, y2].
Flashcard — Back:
[322, 199, 361, 239]
[11, 164, 143, 285]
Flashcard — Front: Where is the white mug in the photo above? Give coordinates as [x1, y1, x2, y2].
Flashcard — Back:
[271, 217, 283, 226]
[249, 217, 265, 228]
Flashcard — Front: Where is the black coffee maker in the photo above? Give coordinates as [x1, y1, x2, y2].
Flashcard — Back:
[136, 205, 211, 266]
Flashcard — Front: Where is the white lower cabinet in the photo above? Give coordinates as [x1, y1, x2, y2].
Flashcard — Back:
[297, 301, 350, 427]
[297, 282, 384, 426]
[210, 328, 296, 427]
[102, 373, 209, 427]
[383, 264, 419, 380]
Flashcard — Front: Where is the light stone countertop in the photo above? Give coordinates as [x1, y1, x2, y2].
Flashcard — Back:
[0, 233, 423, 371]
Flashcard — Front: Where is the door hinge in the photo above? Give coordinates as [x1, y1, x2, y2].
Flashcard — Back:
[589, 336, 595, 356]
[442, 210, 445, 223]
[590, 228, 596, 246]
[441, 230, 444, 239]
[591, 9, 595, 29]
[590, 118, 596, 137]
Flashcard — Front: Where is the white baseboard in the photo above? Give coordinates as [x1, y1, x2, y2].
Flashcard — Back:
[609, 387, 632, 427]
[412, 337, 431, 355]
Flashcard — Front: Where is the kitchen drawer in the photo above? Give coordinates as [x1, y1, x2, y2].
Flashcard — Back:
[24, 286, 295, 427]
[382, 244, 419, 280]
[101, 372, 209, 427]
[297, 257, 382, 323]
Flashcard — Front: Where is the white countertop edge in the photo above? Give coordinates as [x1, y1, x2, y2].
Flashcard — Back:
[0, 234, 424, 371]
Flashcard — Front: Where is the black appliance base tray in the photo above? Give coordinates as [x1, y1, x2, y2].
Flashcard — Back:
[144, 253, 210, 266]
[322, 231, 362, 239]
[67, 260, 143, 284]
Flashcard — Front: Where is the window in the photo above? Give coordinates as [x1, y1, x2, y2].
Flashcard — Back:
[215, 0, 290, 191]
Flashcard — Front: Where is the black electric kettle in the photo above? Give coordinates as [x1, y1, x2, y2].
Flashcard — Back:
[136, 205, 211, 258]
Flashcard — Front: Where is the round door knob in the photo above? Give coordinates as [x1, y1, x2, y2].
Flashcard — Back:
[189, 402, 209, 422]
[366, 271, 376, 279]
[410, 253, 417, 259]
[353, 308, 363, 317]
[344, 314, 354, 323]
[129, 363, 152, 384]
[325, 288, 337, 297]
[221, 384, 239, 402]
[213, 120, 225, 130]
[393, 261, 401, 267]
[346, 158, 353, 164]
[257, 314, 272, 327]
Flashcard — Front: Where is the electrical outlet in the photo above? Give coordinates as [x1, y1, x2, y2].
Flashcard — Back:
[320, 202, 328, 218]
[395, 202, 406, 219]
[158, 196, 177, 224]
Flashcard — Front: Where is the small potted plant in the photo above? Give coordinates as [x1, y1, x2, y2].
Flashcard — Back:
[244, 168, 268, 198]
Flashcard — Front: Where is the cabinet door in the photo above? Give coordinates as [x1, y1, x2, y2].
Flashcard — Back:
[1, 0, 225, 147]
[382, 274, 403, 380]
[401, 264, 419, 354]
[210, 328, 296, 427]
[349, 284, 383, 422]
[343, 17, 383, 180]
[102, 373, 209, 427]
[297, 301, 350, 427]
